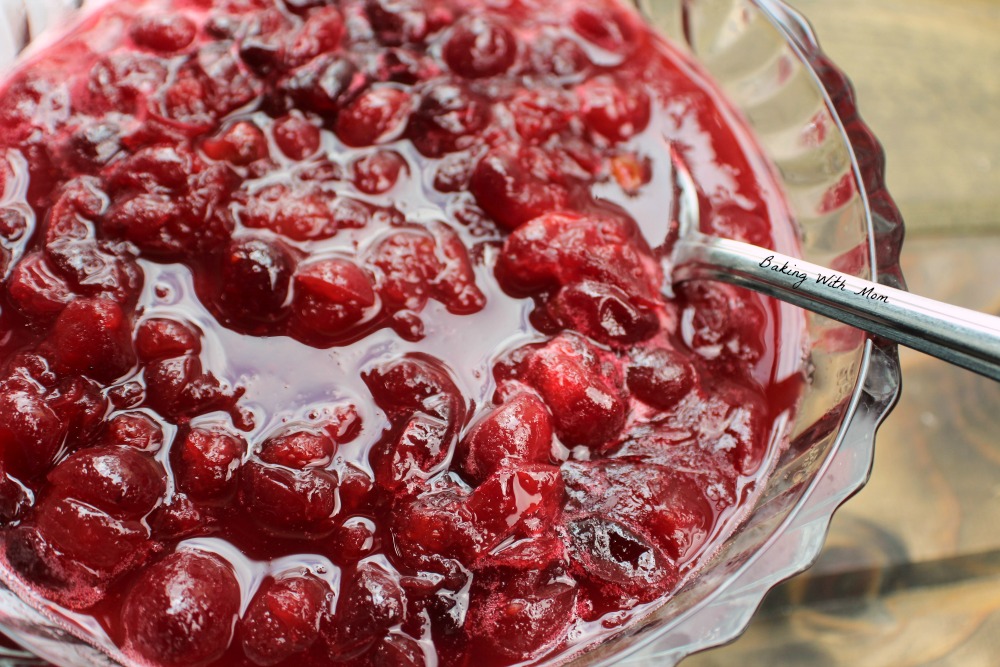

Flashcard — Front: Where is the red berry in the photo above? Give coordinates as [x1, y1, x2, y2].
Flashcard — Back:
[203, 121, 270, 166]
[131, 13, 197, 52]
[469, 146, 569, 231]
[334, 86, 412, 147]
[467, 464, 563, 544]
[46, 298, 135, 382]
[392, 484, 483, 562]
[173, 427, 246, 500]
[327, 516, 377, 564]
[135, 318, 201, 362]
[0, 381, 65, 477]
[518, 334, 627, 450]
[259, 429, 335, 469]
[240, 461, 339, 537]
[443, 16, 517, 79]
[292, 258, 377, 336]
[0, 465, 30, 525]
[351, 150, 407, 194]
[372, 634, 427, 666]
[6, 253, 74, 320]
[149, 494, 220, 542]
[370, 230, 439, 312]
[547, 280, 659, 346]
[47, 446, 166, 518]
[467, 577, 576, 661]
[626, 347, 697, 410]
[570, 4, 642, 55]
[284, 6, 345, 67]
[577, 76, 651, 142]
[273, 113, 321, 160]
[678, 282, 767, 365]
[366, 0, 450, 46]
[103, 413, 165, 452]
[279, 55, 365, 113]
[408, 81, 487, 156]
[217, 237, 295, 324]
[122, 550, 241, 667]
[242, 575, 329, 666]
[323, 562, 406, 660]
[458, 393, 553, 483]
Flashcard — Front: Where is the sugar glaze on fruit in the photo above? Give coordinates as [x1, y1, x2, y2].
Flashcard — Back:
[0, 0, 805, 665]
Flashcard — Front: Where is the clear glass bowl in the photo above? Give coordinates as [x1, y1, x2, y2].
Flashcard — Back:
[0, 0, 904, 665]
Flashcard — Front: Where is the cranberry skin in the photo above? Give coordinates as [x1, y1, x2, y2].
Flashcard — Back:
[143, 355, 239, 421]
[241, 575, 329, 666]
[334, 86, 411, 147]
[284, 6, 345, 67]
[174, 428, 246, 500]
[467, 579, 577, 662]
[323, 562, 406, 660]
[47, 446, 166, 518]
[468, 464, 564, 543]
[328, 516, 377, 564]
[548, 281, 660, 346]
[443, 16, 517, 79]
[240, 461, 339, 537]
[0, 381, 65, 476]
[6, 253, 74, 320]
[566, 516, 675, 604]
[135, 318, 201, 362]
[577, 76, 651, 143]
[469, 147, 568, 231]
[678, 282, 767, 364]
[352, 150, 407, 194]
[458, 393, 553, 483]
[104, 413, 164, 452]
[149, 494, 220, 542]
[408, 81, 488, 156]
[626, 347, 697, 410]
[519, 334, 627, 450]
[366, 0, 451, 46]
[34, 495, 153, 578]
[48, 375, 108, 446]
[122, 551, 241, 667]
[46, 298, 135, 382]
[392, 484, 483, 562]
[203, 121, 270, 166]
[273, 114, 321, 160]
[370, 230, 438, 312]
[131, 13, 197, 52]
[279, 55, 365, 113]
[259, 429, 335, 469]
[292, 258, 376, 336]
[218, 237, 295, 324]
[0, 466, 30, 524]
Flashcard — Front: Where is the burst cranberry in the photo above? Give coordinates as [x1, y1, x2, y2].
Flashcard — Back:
[0, 381, 65, 476]
[47, 446, 166, 518]
[122, 551, 240, 667]
[408, 81, 488, 156]
[284, 6, 345, 67]
[218, 237, 295, 324]
[240, 461, 339, 537]
[273, 113, 321, 160]
[103, 412, 165, 451]
[547, 281, 660, 345]
[470, 146, 568, 231]
[372, 634, 426, 666]
[458, 393, 553, 483]
[292, 258, 377, 336]
[48, 374, 108, 446]
[370, 230, 439, 312]
[443, 16, 517, 79]
[131, 13, 197, 52]
[0, 466, 30, 525]
[143, 355, 239, 421]
[46, 298, 135, 382]
[578, 76, 651, 143]
[570, 4, 642, 55]
[134, 318, 201, 362]
[352, 150, 407, 194]
[149, 494, 220, 542]
[678, 282, 767, 364]
[323, 562, 406, 660]
[6, 253, 74, 320]
[468, 464, 563, 542]
[259, 429, 335, 469]
[328, 516, 377, 564]
[392, 484, 483, 562]
[468, 578, 577, 661]
[202, 121, 270, 166]
[173, 427, 246, 500]
[335, 86, 412, 147]
[627, 347, 697, 409]
[517, 334, 627, 450]
[366, 0, 451, 46]
[279, 55, 365, 113]
[242, 575, 329, 666]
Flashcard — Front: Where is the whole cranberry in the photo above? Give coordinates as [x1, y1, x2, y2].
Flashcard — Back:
[240, 461, 339, 537]
[469, 146, 568, 231]
[467, 578, 577, 661]
[173, 427, 246, 500]
[46, 298, 135, 382]
[626, 347, 697, 410]
[334, 86, 411, 147]
[131, 13, 197, 52]
[134, 318, 201, 362]
[122, 550, 241, 667]
[408, 81, 488, 156]
[203, 121, 270, 166]
[547, 280, 660, 346]
[241, 575, 330, 666]
[103, 412, 165, 452]
[47, 446, 166, 518]
[443, 16, 517, 79]
[577, 76, 651, 142]
[259, 429, 335, 469]
[273, 114, 321, 160]
[351, 150, 407, 194]
[218, 237, 295, 324]
[322, 562, 406, 660]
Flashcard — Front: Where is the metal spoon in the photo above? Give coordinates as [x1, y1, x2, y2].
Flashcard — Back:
[664, 148, 1000, 382]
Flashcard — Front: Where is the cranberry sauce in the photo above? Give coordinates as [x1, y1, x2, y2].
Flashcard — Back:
[0, 0, 803, 665]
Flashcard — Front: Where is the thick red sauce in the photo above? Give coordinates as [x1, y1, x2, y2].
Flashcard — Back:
[0, 0, 803, 665]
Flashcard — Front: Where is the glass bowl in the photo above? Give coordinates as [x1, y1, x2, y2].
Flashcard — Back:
[0, 0, 904, 665]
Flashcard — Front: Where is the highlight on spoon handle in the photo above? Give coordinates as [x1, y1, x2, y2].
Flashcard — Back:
[671, 235, 1000, 382]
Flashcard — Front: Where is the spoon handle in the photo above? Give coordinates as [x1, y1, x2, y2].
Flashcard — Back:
[672, 235, 1000, 382]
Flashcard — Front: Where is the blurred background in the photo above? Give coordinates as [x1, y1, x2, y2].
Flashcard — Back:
[686, 1, 1000, 665]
